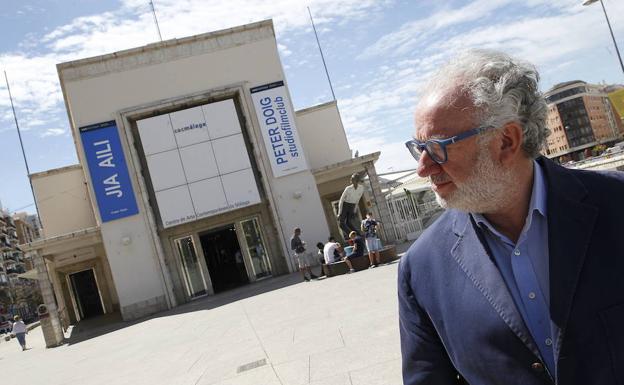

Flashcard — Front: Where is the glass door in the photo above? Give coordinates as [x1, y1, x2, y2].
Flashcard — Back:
[240, 218, 272, 279]
[175, 236, 208, 298]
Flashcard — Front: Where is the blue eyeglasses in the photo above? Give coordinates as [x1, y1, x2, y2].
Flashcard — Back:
[405, 126, 494, 165]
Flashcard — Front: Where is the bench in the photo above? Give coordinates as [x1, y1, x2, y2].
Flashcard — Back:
[322, 245, 399, 277]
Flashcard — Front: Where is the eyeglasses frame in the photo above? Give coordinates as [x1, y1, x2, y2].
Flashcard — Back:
[405, 125, 494, 165]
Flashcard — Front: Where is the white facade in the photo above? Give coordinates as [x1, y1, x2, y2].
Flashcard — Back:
[53, 20, 342, 320]
[25, 20, 391, 335]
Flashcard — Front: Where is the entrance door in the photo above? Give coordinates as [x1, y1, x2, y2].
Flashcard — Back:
[199, 225, 249, 293]
[68, 269, 104, 320]
[175, 236, 208, 298]
[240, 218, 272, 279]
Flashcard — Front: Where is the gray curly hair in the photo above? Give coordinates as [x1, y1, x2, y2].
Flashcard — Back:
[420, 49, 550, 158]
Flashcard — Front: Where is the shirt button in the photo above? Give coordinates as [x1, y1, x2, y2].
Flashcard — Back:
[531, 362, 545, 372]
[545, 338, 553, 346]
[528, 292, 536, 299]
[514, 249, 520, 256]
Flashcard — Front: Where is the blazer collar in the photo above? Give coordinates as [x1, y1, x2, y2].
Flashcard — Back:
[449, 210, 542, 360]
[537, 158, 598, 344]
[449, 157, 598, 372]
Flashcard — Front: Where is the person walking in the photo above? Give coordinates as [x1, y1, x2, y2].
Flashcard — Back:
[11, 315, 28, 351]
[290, 227, 317, 282]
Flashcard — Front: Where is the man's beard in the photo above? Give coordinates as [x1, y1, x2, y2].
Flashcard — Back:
[432, 139, 516, 213]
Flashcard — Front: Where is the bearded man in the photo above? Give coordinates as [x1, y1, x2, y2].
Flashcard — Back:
[398, 49, 624, 385]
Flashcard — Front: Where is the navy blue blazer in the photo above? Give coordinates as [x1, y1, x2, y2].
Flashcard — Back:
[398, 158, 624, 385]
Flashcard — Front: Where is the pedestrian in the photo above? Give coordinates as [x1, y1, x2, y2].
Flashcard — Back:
[315, 242, 326, 277]
[11, 315, 28, 351]
[399, 49, 624, 385]
[361, 212, 382, 267]
[337, 173, 365, 239]
[290, 227, 317, 282]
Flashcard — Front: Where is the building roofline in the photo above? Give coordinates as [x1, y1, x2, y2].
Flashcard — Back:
[57, 19, 274, 71]
[296, 100, 337, 116]
[29, 164, 82, 180]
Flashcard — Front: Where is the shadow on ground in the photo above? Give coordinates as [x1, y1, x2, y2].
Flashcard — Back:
[63, 242, 410, 347]
[63, 270, 307, 346]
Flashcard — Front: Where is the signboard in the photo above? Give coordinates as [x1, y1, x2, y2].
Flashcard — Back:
[250, 81, 308, 178]
[80, 121, 139, 222]
[136, 99, 261, 229]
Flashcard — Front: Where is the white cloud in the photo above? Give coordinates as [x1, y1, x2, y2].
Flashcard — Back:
[278, 43, 292, 57]
[0, 0, 392, 139]
[41, 128, 67, 137]
[360, 0, 591, 60]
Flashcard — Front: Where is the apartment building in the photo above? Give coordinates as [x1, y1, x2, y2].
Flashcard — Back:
[544, 80, 624, 161]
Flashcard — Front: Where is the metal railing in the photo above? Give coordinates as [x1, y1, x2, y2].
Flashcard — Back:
[387, 195, 443, 241]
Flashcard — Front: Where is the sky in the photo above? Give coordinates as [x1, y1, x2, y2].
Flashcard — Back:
[0, 0, 623, 214]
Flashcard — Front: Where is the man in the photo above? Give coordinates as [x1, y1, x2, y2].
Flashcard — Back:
[399, 49, 624, 385]
[338, 173, 365, 239]
[323, 236, 343, 264]
[361, 212, 382, 267]
[290, 227, 317, 282]
[343, 231, 365, 273]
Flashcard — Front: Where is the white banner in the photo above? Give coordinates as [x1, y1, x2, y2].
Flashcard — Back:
[250, 81, 308, 178]
[137, 99, 261, 229]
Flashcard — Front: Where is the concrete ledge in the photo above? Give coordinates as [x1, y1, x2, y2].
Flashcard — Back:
[121, 295, 168, 321]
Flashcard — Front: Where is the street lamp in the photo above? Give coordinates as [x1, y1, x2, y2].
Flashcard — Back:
[582, 0, 624, 76]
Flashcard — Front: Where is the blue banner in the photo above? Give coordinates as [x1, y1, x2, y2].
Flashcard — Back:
[80, 121, 139, 222]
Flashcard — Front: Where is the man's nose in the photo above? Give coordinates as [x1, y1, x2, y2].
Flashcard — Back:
[416, 151, 440, 178]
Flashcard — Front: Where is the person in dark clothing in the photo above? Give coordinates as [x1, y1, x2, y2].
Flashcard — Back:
[315, 242, 326, 277]
[343, 231, 365, 273]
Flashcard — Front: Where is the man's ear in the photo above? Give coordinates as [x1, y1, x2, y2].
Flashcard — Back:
[497, 122, 524, 164]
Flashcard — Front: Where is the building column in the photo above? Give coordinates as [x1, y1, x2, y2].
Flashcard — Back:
[33, 253, 64, 347]
[364, 162, 396, 243]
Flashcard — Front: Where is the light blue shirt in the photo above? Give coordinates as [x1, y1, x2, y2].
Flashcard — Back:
[472, 161, 557, 376]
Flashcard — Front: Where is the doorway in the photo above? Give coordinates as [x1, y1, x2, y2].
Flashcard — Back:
[199, 225, 249, 293]
[68, 269, 105, 320]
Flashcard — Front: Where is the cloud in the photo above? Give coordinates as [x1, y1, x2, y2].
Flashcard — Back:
[359, 0, 594, 60]
[0, 0, 393, 140]
[2, 0, 624, 179]
[41, 128, 67, 138]
[277, 43, 292, 57]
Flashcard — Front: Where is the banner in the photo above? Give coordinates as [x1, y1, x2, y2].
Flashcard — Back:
[136, 99, 261, 229]
[250, 81, 308, 178]
[80, 121, 139, 222]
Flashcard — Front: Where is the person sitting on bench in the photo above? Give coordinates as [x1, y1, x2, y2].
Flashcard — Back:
[344, 231, 365, 273]
[323, 236, 343, 264]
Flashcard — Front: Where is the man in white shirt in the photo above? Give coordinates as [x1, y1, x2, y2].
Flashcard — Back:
[338, 173, 365, 239]
[11, 315, 28, 351]
[323, 237, 343, 264]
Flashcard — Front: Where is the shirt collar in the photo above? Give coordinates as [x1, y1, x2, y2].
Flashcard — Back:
[472, 160, 547, 241]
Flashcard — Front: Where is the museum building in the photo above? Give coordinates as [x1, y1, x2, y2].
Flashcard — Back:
[23, 20, 393, 345]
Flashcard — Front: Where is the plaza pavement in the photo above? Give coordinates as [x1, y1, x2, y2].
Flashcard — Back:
[0, 243, 412, 385]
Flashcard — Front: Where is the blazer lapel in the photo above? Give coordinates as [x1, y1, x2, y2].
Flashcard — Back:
[450, 212, 542, 359]
[540, 158, 598, 360]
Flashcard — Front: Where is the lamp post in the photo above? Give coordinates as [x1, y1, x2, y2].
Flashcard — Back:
[582, 0, 624, 76]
